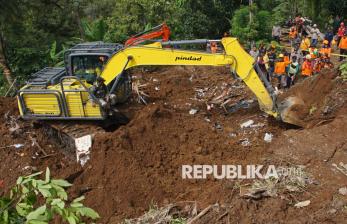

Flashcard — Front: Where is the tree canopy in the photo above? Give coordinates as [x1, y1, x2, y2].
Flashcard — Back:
[0, 0, 346, 93]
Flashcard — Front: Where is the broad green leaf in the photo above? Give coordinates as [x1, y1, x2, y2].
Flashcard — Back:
[38, 188, 51, 198]
[26, 171, 43, 179]
[70, 202, 83, 208]
[57, 190, 68, 201]
[51, 198, 65, 209]
[67, 216, 77, 224]
[26, 205, 46, 220]
[21, 177, 33, 185]
[16, 176, 23, 185]
[16, 202, 31, 216]
[45, 168, 50, 183]
[37, 184, 52, 189]
[51, 179, 72, 187]
[51, 184, 68, 200]
[28, 220, 48, 224]
[21, 185, 29, 194]
[79, 207, 100, 219]
[72, 196, 85, 203]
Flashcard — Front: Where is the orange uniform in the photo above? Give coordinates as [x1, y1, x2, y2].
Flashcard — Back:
[319, 47, 331, 57]
[289, 27, 297, 39]
[274, 61, 290, 75]
[339, 37, 347, 49]
[301, 61, 313, 76]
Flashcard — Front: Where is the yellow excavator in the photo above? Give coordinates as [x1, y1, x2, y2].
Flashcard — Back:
[17, 37, 300, 126]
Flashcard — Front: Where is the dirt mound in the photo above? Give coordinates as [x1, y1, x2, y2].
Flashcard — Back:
[1, 66, 347, 223]
[278, 69, 346, 127]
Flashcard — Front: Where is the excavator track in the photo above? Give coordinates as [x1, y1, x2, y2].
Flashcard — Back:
[42, 121, 105, 159]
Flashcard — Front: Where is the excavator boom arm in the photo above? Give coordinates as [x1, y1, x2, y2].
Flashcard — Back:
[125, 23, 170, 46]
[101, 37, 278, 117]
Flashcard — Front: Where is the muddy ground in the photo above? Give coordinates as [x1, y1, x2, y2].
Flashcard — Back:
[0, 66, 347, 223]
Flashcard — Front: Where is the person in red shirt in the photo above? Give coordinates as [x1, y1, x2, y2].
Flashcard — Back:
[337, 22, 346, 46]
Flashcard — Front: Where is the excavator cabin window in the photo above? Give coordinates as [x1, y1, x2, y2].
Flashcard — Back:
[71, 55, 108, 84]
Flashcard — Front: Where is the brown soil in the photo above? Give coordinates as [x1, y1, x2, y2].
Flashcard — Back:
[0, 66, 347, 223]
[278, 69, 346, 128]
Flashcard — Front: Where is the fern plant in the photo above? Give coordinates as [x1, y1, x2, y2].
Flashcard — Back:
[0, 168, 99, 224]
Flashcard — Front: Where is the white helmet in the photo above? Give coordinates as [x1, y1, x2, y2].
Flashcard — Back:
[313, 24, 317, 28]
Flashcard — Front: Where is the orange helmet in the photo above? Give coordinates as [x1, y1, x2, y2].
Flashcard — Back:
[323, 40, 329, 45]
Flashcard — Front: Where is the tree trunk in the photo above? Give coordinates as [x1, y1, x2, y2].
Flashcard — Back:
[74, 5, 85, 40]
[0, 32, 14, 85]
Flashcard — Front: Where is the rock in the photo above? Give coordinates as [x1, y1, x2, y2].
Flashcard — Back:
[264, 133, 273, 143]
[189, 108, 198, 115]
[214, 123, 223, 130]
[240, 138, 251, 147]
[240, 120, 254, 128]
[327, 208, 337, 214]
[294, 200, 311, 208]
[338, 187, 347, 196]
[229, 133, 237, 138]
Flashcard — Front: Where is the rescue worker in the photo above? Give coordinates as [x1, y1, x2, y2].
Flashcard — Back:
[274, 54, 290, 88]
[313, 56, 323, 74]
[282, 49, 290, 64]
[293, 34, 302, 49]
[338, 31, 347, 61]
[337, 22, 346, 46]
[267, 48, 276, 78]
[301, 55, 313, 78]
[310, 24, 320, 47]
[272, 24, 281, 43]
[258, 42, 267, 56]
[324, 28, 334, 46]
[249, 46, 259, 59]
[321, 54, 334, 69]
[309, 45, 319, 59]
[257, 53, 269, 81]
[289, 26, 297, 47]
[319, 40, 331, 58]
[287, 56, 299, 88]
[300, 35, 311, 55]
[291, 47, 303, 64]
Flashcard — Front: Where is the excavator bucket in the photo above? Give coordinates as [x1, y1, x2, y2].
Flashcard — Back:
[276, 96, 307, 127]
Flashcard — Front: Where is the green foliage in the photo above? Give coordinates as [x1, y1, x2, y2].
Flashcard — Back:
[82, 19, 108, 41]
[339, 62, 347, 80]
[231, 4, 273, 44]
[0, 0, 346, 91]
[0, 168, 100, 224]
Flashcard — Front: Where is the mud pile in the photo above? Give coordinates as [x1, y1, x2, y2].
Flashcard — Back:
[279, 69, 346, 127]
[1, 67, 347, 223]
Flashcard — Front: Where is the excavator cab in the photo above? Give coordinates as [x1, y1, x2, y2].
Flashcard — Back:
[70, 55, 108, 84]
